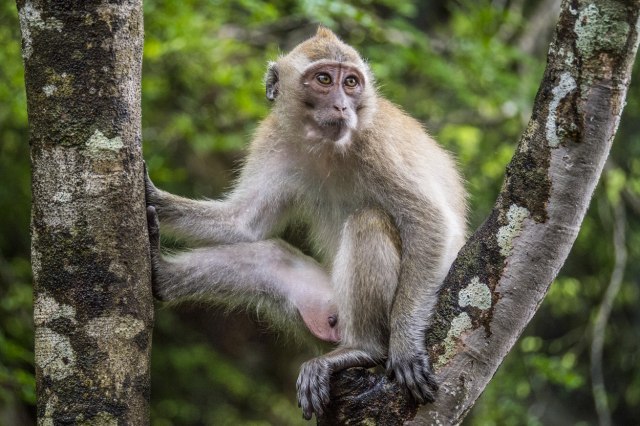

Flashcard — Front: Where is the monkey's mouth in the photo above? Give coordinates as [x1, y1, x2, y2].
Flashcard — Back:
[316, 119, 354, 148]
[305, 115, 356, 146]
[319, 118, 348, 128]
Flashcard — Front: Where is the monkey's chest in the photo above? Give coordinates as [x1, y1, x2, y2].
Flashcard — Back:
[297, 187, 366, 260]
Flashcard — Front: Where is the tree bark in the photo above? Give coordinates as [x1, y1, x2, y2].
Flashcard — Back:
[321, 1, 640, 424]
[17, 0, 153, 424]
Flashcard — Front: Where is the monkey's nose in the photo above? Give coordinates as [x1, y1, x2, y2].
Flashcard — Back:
[333, 105, 347, 112]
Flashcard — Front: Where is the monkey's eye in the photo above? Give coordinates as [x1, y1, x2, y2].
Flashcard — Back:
[316, 73, 332, 85]
[344, 75, 359, 87]
[344, 76, 359, 88]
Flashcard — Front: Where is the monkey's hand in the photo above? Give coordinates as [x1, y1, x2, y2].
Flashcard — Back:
[297, 357, 332, 420]
[386, 345, 438, 404]
[143, 162, 161, 207]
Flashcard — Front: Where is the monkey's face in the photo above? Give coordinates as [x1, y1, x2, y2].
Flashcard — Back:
[265, 28, 377, 151]
[299, 60, 365, 148]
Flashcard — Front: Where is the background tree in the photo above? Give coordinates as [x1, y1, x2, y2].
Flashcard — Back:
[14, 0, 153, 424]
[2, 0, 639, 425]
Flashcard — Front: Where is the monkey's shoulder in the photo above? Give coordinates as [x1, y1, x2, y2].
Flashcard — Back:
[359, 98, 452, 167]
[368, 98, 436, 147]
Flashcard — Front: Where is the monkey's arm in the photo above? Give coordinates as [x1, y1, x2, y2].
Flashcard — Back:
[146, 206, 340, 343]
[145, 163, 290, 245]
[386, 212, 448, 403]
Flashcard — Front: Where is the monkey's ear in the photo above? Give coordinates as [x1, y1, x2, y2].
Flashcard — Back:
[265, 62, 279, 101]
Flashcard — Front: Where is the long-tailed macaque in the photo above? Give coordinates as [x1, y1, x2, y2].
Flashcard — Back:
[146, 27, 466, 420]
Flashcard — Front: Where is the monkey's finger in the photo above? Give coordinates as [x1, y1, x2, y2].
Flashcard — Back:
[295, 376, 302, 408]
[393, 364, 407, 388]
[310, 386, 325, 419]
[302, 406, 313, 421]
[297, 386, 313, 420]
[420, 362, 439, 392]
[297, 368, 315, 420]
[309, 367, 331, 418]
[143, 162, 151, 197]
[146, 205, 159, 228]
[412, 363, 436, 403]
[404, 368, 427, 404]
[143, 161, 152, 185]
[398, 362, 425, 404]
[414, 355, 439, 393]
[302, 403, 313, 421]
[146, 206, 160, 249]
[385, 359, 397, 379]
[318, 373, 331, 407]
[143, 161, 159, 205]
[295, 371, 307, 404]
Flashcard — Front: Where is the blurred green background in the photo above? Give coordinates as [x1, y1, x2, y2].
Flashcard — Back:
[1, 1, 639, 424]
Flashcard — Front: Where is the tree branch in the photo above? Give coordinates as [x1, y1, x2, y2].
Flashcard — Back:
[320, 1, 640, 424]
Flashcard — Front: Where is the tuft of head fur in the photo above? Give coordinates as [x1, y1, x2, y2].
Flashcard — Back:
[288, 26, 367, 68]
[315, 26, 338, 39]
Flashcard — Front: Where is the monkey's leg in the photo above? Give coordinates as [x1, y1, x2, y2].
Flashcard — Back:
[146, 207, 339, 343]
[297, 208, 401, 420]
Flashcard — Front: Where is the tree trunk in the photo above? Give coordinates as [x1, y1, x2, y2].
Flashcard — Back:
[17, 0, 153, 424]
[321, 1, 640, 424]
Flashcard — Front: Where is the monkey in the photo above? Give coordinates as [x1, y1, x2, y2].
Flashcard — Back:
[145, 27, 467, 420]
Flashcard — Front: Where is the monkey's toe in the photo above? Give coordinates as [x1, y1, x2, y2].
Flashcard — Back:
[296, 358, 331, 420]
[387, 350, 438, 405]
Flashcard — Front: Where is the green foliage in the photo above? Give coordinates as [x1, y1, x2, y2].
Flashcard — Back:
[0, 258, 34, 407]
[151, 311, 303, 425]
[1, 0, 639, 424]
[0, 1, 34, 421]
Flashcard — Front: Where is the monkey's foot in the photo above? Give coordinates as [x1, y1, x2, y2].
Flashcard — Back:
[297, 358, 332, 420]
[146, 206, 163, 300]
[386, 349, 438, 404]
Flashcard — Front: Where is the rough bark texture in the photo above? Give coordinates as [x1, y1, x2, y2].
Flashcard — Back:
[321, 1, 640, 424]
[17, 0, 153, 424]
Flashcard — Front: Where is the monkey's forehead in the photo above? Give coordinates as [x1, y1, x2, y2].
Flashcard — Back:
[299, 59, 363, 72]
[281, 52, 371, 81]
